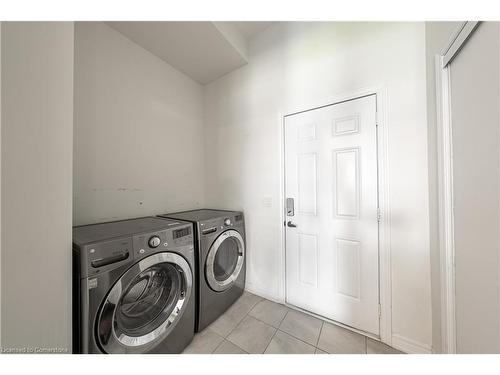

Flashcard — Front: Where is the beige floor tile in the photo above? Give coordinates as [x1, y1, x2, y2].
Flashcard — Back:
[317, 322, 366, 354]
[279, 309, 323, 346]
[227, 315, 276, 354]
[367, 338, 403, 354]
[264, 331, 316, 354]
[213, 340, 248, 354]
[209, 292, 263, 337]
[181, 294, 383, 356]
[182, 328, 224, 354]
[249, 299, 289, 328]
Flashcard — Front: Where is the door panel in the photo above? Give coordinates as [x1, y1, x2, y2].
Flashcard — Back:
[298, 232, 318, 287]
[297, 153, 318, 215]
[285, 95, 379, 335]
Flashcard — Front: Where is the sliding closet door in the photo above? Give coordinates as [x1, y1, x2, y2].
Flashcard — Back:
[449, 22, 500, 353]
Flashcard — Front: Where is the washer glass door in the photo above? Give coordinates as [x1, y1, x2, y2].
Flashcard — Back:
[97, 252, 192, 353]
[206, 230, 245, 292]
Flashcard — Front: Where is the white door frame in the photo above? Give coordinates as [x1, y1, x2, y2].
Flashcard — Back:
[278, 85, 392, 345]
[436, 21, 480, 354]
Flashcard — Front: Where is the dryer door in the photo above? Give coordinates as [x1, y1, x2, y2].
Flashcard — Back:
[205, 230, 245, 292]
[96, 252, 192, 353]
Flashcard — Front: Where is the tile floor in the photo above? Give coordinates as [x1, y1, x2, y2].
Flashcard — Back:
[182, 291, 403, 354]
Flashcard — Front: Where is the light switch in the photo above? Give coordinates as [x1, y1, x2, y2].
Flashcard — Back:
[262, 197, 273, 208]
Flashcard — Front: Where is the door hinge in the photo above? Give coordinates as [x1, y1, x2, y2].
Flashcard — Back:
[377, 208, 382, 222]
[378, 304, 382, 317]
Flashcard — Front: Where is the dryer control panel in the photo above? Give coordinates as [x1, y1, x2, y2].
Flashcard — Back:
[200, 213, 243, 236]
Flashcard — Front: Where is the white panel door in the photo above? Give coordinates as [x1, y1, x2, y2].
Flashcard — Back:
[284, 95, 379, 335]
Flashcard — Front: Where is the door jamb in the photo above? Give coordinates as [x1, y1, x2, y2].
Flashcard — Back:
[435, 55, 456, 355]
[278, 86, 392, 345]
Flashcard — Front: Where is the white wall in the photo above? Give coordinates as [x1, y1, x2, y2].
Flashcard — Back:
[1, 22, 74, 352]
[204, 22, 432, 352]
[74, 22, 205, 225]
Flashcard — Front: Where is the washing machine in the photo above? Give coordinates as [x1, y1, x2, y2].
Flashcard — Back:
[72, 217, 195, 354]
[158, 209, 245, 332]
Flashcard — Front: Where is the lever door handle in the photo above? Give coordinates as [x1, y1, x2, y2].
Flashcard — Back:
[287, 221, 297, 228]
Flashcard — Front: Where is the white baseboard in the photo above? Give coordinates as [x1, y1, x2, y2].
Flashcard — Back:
[392, 334, 432, 354]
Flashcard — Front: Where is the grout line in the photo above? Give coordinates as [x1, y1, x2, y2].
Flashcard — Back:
[232, 299, 278, 354]
[219, 296, 259, 338]
[225, 312, 269, 354]
[224, 320, 242, 339]
[248, 295, 263, 311]
[277, 328, 318, 350]
[230, 340, 250, 354]
[243, 306, 322, 353]
[247, 311, 286, 330]
[262, 326, 278, 354]
[315, 321, 324, 348]
[213, 309, 249, 353]
[225, 310, 251, 340]
[277, 307, 290, 328]
[276, 309, 322, 349]
[223, 294, 265, 337]
[243, 304, 319, 351]
[211, 337, 226, 354]
[214, 338, 249, 354]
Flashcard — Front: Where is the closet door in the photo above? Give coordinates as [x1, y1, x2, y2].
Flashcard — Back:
[449, 22, 500, 353]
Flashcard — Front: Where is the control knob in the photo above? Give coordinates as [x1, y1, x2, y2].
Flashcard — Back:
[148, 236, 161, 248]
[224, 218, 231, 226]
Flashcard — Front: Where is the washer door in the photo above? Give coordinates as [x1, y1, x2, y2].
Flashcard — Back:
[96, 252, 192, 353]
[205, 230, 245, 292]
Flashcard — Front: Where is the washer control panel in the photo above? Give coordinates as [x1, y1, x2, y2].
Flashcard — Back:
[133, 224, 194, 258]
[74, 217, 196, 279]
[83, 238, 132, 277]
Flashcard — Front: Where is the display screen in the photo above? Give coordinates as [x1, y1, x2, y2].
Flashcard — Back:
[173, 226, 191, 239]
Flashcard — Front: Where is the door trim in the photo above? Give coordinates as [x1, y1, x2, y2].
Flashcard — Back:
[435, 56, 456, 355]
[436, 21, 481, 354]
[435, 21, 481, 354]
[278, 86, 392, 345]
[441, 21, 480, 68]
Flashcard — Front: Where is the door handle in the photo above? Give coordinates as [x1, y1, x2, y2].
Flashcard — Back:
[287, 221, 297, 228]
